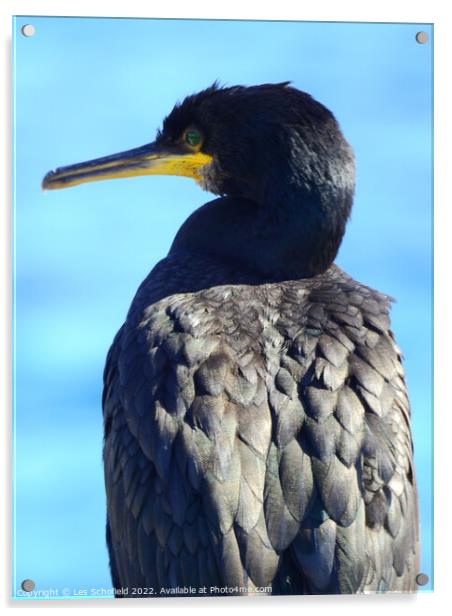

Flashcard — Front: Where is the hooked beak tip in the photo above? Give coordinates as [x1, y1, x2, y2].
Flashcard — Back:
[41, 171, 55, 190]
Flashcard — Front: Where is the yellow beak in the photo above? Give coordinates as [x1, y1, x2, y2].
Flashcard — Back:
[42, 141, 213, 190]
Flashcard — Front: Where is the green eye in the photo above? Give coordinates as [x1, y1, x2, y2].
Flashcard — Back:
[185, 129, 202, 147]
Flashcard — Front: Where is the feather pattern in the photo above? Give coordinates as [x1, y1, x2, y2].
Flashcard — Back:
[103, 255, 419, 596]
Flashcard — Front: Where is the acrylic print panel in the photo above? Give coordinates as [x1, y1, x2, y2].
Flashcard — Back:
[12, 16, 433, 599]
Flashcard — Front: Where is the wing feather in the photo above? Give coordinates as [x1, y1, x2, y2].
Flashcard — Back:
[102, 258, 419, 595]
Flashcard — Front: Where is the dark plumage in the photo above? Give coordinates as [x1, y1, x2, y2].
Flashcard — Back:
[43, 82, 419, 595]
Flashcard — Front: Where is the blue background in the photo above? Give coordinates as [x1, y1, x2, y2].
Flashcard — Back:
[12, 17, 433, 598]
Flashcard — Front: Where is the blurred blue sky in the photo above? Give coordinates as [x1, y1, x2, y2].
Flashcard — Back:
[12, 16, 433, 598]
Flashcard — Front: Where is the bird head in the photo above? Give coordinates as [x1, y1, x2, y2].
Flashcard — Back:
[42, 83, 355, 278]
[42, 82, 354, 205]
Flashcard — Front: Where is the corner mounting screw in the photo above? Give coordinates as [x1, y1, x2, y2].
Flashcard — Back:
[415, 573, 429, 586]
[21, 24, 36, 37]
[415, 31, 428, 44]
[21, 579, 36, 592]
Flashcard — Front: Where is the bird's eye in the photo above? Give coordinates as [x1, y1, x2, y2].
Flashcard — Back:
[185, 128, 202, 148]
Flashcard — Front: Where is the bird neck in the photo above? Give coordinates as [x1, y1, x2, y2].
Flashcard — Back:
[170, 181, 353, 281]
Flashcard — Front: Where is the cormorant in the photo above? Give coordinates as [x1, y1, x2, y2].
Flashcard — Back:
[42, 82, 419, 595]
